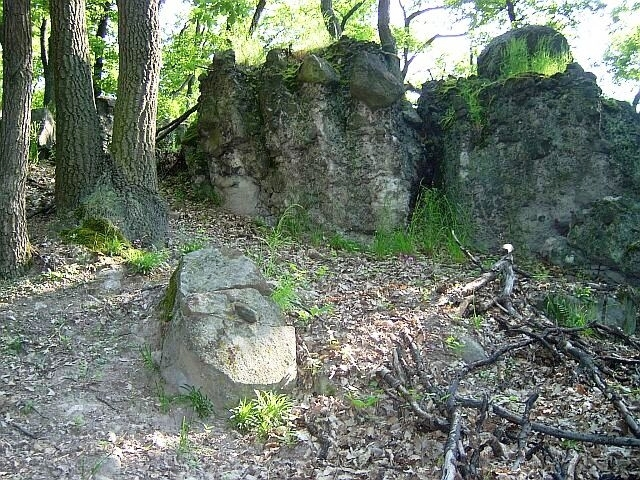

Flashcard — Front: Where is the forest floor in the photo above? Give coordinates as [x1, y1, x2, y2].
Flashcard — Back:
[0, 163, 639, 480]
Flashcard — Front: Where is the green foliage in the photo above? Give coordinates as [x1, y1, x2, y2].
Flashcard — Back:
[177, 416, 192, 457]
[346, 391, 380, 409]
[180, 239, 207, 254]
[229, 390, 294, 439]
[446, 0, 604, 30]
[271, 275, 299, 312]
[178, 385, 215, 419]
[371, 228, 415, 257]
[439, 78, 489, 129]
[327, 233, 365, 252]
[605, 2, 640, 84]
[122, 249, 168, 275]
[544, 287, 597, 329]
[61, 218, 129, 255]
[499, 37, 572, 78]
[368, 188, 470, 260]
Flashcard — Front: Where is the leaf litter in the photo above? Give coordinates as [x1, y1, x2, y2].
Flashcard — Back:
[0, 168, 637, 479]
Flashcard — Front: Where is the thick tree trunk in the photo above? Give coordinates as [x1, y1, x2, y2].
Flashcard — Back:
[50, 0, 105, 214]
[378, 0, 397, 55]
[0, 0, 33, 277]
[112, 0, 161, 191]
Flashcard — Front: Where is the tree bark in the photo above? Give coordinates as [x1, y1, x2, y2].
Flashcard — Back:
[248, 0, 267, 37]
[112, 0, 161, 191]
[320, 0, 342, 39]
[378, 0, 396, 54]
[50, 0, 105, 214]
[0, 0, 33, 277]
[39, 18, 54, 108]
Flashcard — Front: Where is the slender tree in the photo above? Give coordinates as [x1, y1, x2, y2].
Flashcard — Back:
[50, 0, 105, 214]
[0, 0, 33, 277]
[377, 0, 396, 54]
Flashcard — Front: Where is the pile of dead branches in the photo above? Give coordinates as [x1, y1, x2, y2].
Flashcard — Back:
[378, 244, 640, 479]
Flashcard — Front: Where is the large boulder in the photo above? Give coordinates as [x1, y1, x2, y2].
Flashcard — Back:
[185, 38, 429, 235]
[477, 25, 571, 80]
[349, 51, 405, 110]
[160, 247, 297, 412]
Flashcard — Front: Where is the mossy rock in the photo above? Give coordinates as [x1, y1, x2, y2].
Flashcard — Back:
[159, 267, 179, 322]
[61, 217, 130, 255]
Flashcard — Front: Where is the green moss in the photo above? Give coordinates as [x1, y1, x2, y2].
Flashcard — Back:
[160, 268, 179, 322]
[61, 218, 129, 255]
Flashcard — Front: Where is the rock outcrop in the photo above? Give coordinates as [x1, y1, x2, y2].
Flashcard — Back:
[160, 247, 297, 412]
[419, 60, 640, 284]
[184, 38, 429, 235]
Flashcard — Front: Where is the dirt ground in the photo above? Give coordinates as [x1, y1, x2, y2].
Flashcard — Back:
[1, 167, 639, 479]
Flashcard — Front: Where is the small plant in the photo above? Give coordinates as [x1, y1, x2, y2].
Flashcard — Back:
[180, 239, 206, 254]
[3, 335, 25, 355]
[177, 416, 191, 457]
[229, 390, 294, 439]
[470, 315, 484, 330]
[271, 273, 300, 313]
[122, 248, 167, 275]
[155, 381, 174, 413]
[544, 289, 596, 329]
[296, 303, 334, 325]
[139, 344, 159, 372]
[178, 385, 214, 419]
[445, 335, 463, 352]
[327, 233, 364, 252]
[346, 392, 380, 409]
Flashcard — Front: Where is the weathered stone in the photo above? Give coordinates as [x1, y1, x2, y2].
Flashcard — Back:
[419, 57, 640, 284]
[190, 38, 428, 235]
[298, 54, 339, 85]
[349, 51, 405, 110]
[477, 25, 571, 80]
[160, 247, 296, 413]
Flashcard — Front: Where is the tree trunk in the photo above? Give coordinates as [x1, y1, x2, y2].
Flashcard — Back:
[93, 1, 112, 97]
[39, 18, 54, 108]
[0, 0, 33, 277]
[378, 0, 397, 55]
[50, 0, 105, 214]
[112, 0, 161, 191]
[249, 0, 267, 37]
[320, 0, 342, 39]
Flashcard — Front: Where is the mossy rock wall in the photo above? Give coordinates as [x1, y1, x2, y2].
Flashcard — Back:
[419, 62, 640, 283]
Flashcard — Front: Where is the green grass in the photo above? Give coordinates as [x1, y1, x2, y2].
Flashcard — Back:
[122, 248, 168, 275]
[500, 36, 572, 79]
[370, 188, 470, 260]
[177, 385, 214, 419]
[229, 390, 293, 440]
[139, 344, 159, 372]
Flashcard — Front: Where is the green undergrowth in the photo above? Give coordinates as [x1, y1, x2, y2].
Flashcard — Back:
[544, 286, 597, 332]
[229, 390, 294, 440]
[258, 188, 469, 261]
[439, 37, 572, 130]
[61, 218, 167, 275]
